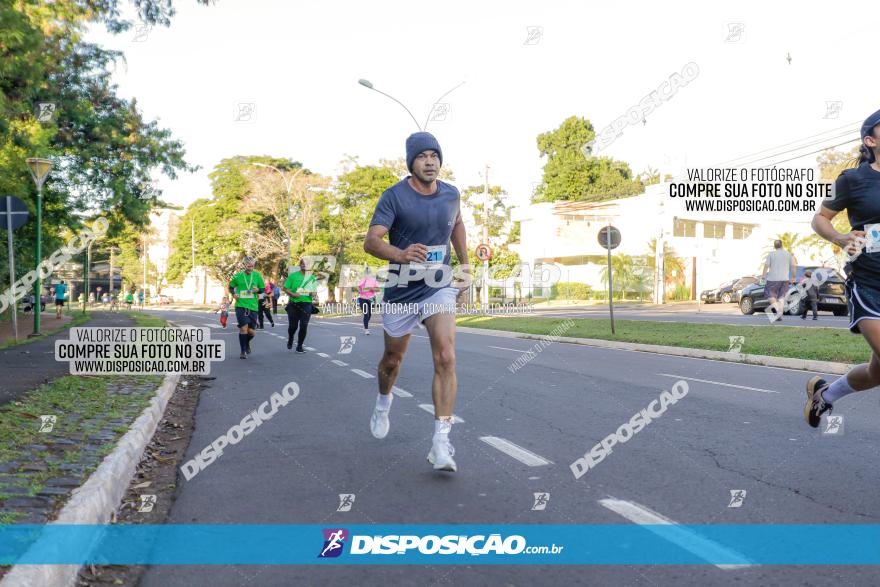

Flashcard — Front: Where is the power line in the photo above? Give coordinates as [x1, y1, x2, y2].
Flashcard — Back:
[731, 130, 860, 168]
[716, 120, 861, 166]
[747, 138, 860, 167]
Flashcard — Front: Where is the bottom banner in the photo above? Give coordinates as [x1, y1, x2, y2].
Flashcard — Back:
[2, 524, 880, 565]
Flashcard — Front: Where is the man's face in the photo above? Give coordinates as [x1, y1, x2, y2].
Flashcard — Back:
[866, 127, 879, 152]
[299, 259, 307, 272]
[244, 261, 255, 273]
[411, 150, 440, 182]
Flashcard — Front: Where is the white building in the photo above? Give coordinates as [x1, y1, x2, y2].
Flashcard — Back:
[511, 182, 834, 302]
[148, 209, 227, 304]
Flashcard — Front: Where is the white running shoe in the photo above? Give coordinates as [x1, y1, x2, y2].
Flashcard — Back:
[370, 406, 390, 439]
[364, 329, 370, 335]
[427, 438, 457, 472]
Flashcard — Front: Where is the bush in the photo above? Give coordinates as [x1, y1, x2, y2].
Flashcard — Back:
[672, 284, 691, 301]
[550, 282, 592, 300]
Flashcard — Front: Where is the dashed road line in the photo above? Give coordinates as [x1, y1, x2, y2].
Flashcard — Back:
[391, 386, 412, 398]
[317, 352, 330, 358]
[331, 359, 348, 367]
[598, 497, 752, 570]
[656, 373, 779, 394]
[479, 436, 553, 466]
[351, 369, 374, 379]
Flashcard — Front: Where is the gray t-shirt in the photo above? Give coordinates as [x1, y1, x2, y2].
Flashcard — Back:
[765, 249, 793, 281]
[369, 178, 460, 303]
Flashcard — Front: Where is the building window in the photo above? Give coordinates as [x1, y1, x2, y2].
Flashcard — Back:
[732, 223, 754, 240]
[673, 218, 696, 238]
[704, 221, 725, 239]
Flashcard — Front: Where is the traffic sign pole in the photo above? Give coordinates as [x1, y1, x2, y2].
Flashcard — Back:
[5, 197, 17, 340]
[606, 225, 615, 334]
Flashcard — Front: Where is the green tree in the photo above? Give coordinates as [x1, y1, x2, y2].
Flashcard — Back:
[532, 116, 643, 203]
[0, 0, 207, 310]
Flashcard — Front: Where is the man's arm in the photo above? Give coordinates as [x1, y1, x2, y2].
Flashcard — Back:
[364, 224, 427, 263]
[450, 213, 468, 269]
[450, 213, 471, 295]
[790, 255, 797, 283]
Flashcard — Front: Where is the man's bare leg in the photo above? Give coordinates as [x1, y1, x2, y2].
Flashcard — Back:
[423, 312, 457, 417]
[378, 331, 411, 394]
[371, 331, 411, 439]
[423, 311, 458, 471]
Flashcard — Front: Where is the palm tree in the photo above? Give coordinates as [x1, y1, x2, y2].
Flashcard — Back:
[600, 253, 637, 300]
[646, 239, 686, 301]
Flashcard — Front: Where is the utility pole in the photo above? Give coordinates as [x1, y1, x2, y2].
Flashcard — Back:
[142, 234, 147, 300]
[482, 164, 490, 306]
[191, 217, 196, 301]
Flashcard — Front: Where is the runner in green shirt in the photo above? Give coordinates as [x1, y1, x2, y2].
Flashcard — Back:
[229, 256, 266, 359]
[283, 257, 318, 352]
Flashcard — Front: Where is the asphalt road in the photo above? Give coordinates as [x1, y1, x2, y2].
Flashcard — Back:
[530, 303, 851, 328]
[138, 309, 880, 586]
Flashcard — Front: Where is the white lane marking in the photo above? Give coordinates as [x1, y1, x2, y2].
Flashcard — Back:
[305, 346, 316, 351]
[657, 373, 779, 394]
[479, 436, 552, 466]
[313, 321, 347, 326]
[418, 404, 464, 423]
[351, 369, 374, 379]
[392, 386, 412, 398]
[598, 498, 752, 570]
[489, 345, 529, 353]
[317, 352, 330, 358]
[202, 323, 221, 329]
[331, 359, 348, 367]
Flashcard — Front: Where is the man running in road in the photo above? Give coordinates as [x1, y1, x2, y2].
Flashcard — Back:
[283, 257, 318, 353]
[230, 256, 266, 360]
[363, 131, 470, 472]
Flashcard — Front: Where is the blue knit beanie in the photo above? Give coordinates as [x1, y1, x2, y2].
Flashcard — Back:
[405, 131, 443, 172]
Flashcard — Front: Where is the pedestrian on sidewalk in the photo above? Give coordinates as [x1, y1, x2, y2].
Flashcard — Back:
[799, 270, 819, 321]
[762, 240, 797, 322]
[53, 281, 67, 319]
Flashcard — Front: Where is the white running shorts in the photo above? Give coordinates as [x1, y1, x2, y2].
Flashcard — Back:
[381, 286, 459, 338]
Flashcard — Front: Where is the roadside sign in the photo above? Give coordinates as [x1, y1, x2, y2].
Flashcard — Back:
[0, 196, 28, 231]
[598, 226, 621, 250]
[475, 243, 492, 262]
[1, 195, 29, 341]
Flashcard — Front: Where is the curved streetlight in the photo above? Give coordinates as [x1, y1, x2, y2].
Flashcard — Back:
[358, 79, 466, 133]
[358, 79, 422, 131]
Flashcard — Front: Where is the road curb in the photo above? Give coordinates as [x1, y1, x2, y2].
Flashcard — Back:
[0, 372, 181, 587]
[456, 326, 852, 375]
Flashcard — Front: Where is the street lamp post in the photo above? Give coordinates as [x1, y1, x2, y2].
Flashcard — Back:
[357, 79, 466, 133]
[25, 157, 52, 336]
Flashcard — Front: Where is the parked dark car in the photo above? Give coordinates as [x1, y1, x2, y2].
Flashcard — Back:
[702, 276, 759, 304]
[738, 266, 847, 316]
[701, 279, 736, 304]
